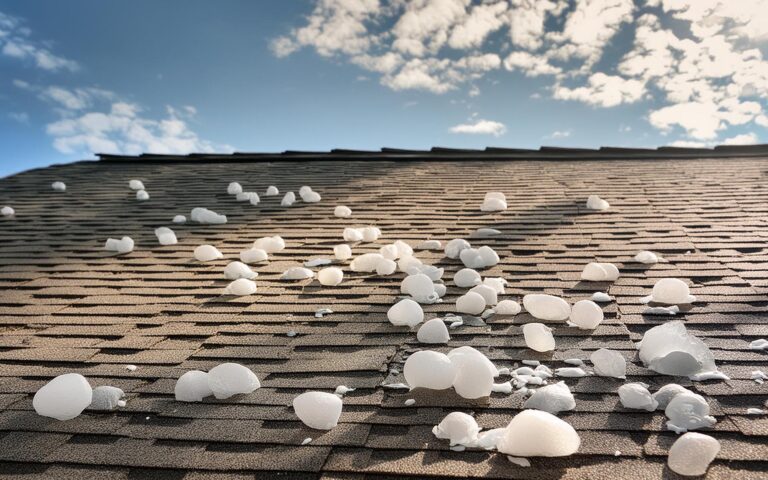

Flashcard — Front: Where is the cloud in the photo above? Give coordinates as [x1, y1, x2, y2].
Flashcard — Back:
[722, 132, 758, 145]
[554, 73, 645, 107]
[0, 11, 78, 71]
[450, 119, 507, 136]
[8, 112, 29, 124]
[546, 129, 572, 139]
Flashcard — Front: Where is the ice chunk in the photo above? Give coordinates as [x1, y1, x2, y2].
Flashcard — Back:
[474, 228, 501, 237]
[652, 384, 689, 410]
[569, 300, 603, 329]
[506, 456, 531, 467]
[403, 350, 456, 390]
[315, 308, 333, 318]
[380, 244, 398, 260]
[459, 246, 499, 269]
[401, 273, 439, 303]
[492, 381, 513, 394]
[564, 358, 584, 366]
[318, 267, 343, 286]
[634, 250, 659, 264]
[580, 262, 620, 281]
[495, 300, 521, 315]
[334, 385, 355, 396]
[394, 240, 413, 258]
[305, 258, 332, 267]
[298, 186, 321, 203]
[668, 432, 720, 476]
[523, 381, 576, 414]
[590, 348, 626, 379]
[88, 386, 125, 411]
[104, 236, 134, 254]
[129, 179, 144, 190]
[747, 408, 765, 415]
[619, 383, 658, 411]
[302, 437, 312, 445]
[586, 194, 609, 211]
[293, 391, 342, 430]
[224, 261, 257, 280]
[175, 370, 213, 402]
[642, 278, 696, 304]
[207, 363, 260, 399]
[689, 371, 729, 381]
[470, 284, 498, 306]
[481, 192, 507, 212]
[194, 244, 223, 262]
[404, 398, 416, 406]
[497, 410, 580, 457]
[154, 227, 177, 246]
[343, 227, 364, 242]
[665, 391, 716, 433]
[333, 244, 352, 260]
[449, 347, 496, 399]
[1, 206, 14, 217]
[643, 305, 679, 315]
[445, 238, 471, 259]
[253, 236, 285, 253]
[190, 207, 227, 224]
[350, 253, 385, 272]
[136, 189, 149, 201]
[523, 323, 555, 352]
[522, 294, 570, 321]
[51, 181, 66, 191]
[417, 239, 441, 250]
[749, 339, 768, 351]
[334, 205, 351, 217]
[240, 248, 268, 264]
[33, 373, 92, 420]
[376, 258, 397, 275]
[638, 321, 717, 377]
[433, 412, 480, 446]
[125, 364, 137, 371]
[387, 299, 423, 328]
[265, 185, 279, 196]
[172, 215, 186, 224]
[591, 292, 612, 302]
[235, 191, 259, 203]
[227, 182, 243, 195]
[751, 370, 768, 384]
[281, 267, 314, 280]
[483, 277, 507, 294]
[456, 291, 486, 315]
[555, 367, 587, 378]
[360, 226, 381, 242]
[224, 278, 257, 296]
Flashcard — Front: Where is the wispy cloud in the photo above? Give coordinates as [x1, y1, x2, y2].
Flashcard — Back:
[0, 11, 78, 71]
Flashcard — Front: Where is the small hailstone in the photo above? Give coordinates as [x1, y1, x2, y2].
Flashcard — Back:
[506, 456, 531, 467]
[190, 207, 227, 224]
[293, 391, 342, 430]
[481, 192, 507, 212]
[334, 385, 355, 396]
[33, 373, 92, 420]
[495, 300, 521, 315]
[749, 339, 768, 351]
[580, 262, 620, 281]
[432, 412, 481, 446]
[641, 278, 696, 305]
[318, 267, 344, 286]
[129, 179, 144, 190]
[376, 258, 397, 275]
[350, 253, 386, 272]
[227, 182, 243, 195]
[747, 408, 765, 415]
[404, 399, 416, 406]
[125, 364, 137, 371]
[281, 267, 314, 280]
[305, 258, 332, 267]
[555, 367, 587, 378]
[522, 294, 570, 321]
[172, 215, 186, 224]
[401, 273, 439, 303]
[281, 192, 296, 206]
[194, 244, 223, 262]
[417, 239, 442, 250]
[564, 358, 584, 366]
[619, 383, 658, 411]
[586, 194, 609, 211]
[449, 347, 496, 399]
[333, 244, 352, 260]
[343, 227, 364, 242]
[523, 323, 555, 352]
[522, 360, 540, 366]
[497, 410, 580, 457]
[483, 277, 507, 294]
[403, 351, 456, 390]
[235, 191, 259, 202]
[569, 300, 603, 329]
[470, 284, 498, 306]
[88, 386, 125, 411]
[643, 305, 680, 315]
[445, 238, 471, 259]
[265, 185, 279, 196]
[136, 190, 149, 201]
[591, 292, 612, 302]
[287, 330, 297, 337]
[380, 244, 398, 260]
[334, 205, 352, 217]
[751, 370, 768, 384]
[301, 437, 312, 445]
[481, 308, 495, 319]
[387, 298, 424, 328]
[667, 432, 720, 476]
[1, 206, 14, 217]
[223, 278, 257, 296]
[652, 384, 689, 410]
[51, 181, 66, 191]
[416, 318, 450, 344]
[590, 348, 626, 379]
[665, 391, 716, 433]
[456, 291, 486, 315]
[253, 236, 285, 253]
[474, 228, 501, 237]
[240, 248, 268, 264]
[638, 321, 718, 377]
[689, 371, 730, 381]
[207, 363, 260, 399]
[459, 245, 499, 269]
[449, 319, 463, 328]
[224, 261, 258, 280]
[154, 227, 177, 246]
[315, 308, 333, 318]
[381, 383, 409, 390]
[634, 250, 659, 264]
[614, 450, 621, 456]
[360, 226, 381, 242]
[492, 381, 513, 394]
[523, 381, 576, 414]
[104, 236, 134, 254]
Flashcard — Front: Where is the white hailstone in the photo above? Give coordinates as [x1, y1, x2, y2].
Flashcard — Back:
[417, 318, 450, 344]
[394, 240, 413, 258]
[752, 370, 768, 384]
[470, 284, 498, 306]
[227, 182, 243, 195]
[555, 367, 587, 378]
[668, 432, 720, 476]
[175, 370, 213, 402]
[569, 300, 603, 329]
[417, 239, 442, 250]
[281, 267, 314, 280]
[350, 253, 385, 272]
[265, 185, 279, 196]
[638, 321, 718, 377]
[665, 392, 716, 433]
[301, 189, 321, 203]
[253, 236, 285, 253]
[343, 227, 364, 242]
[432, 412, 481, 446]
[129, 179, 144, 190]
[523, 323, 556, 352]
[590, 348, 626, 379]
[376, 258, 397, 275]
[591, 292, 612, 302]
[172, 215, 186, 224]
[361, 226, 381, 242]
[495, 300, 521, 315]
[564, 359, 584, 366]
[449, 347, 496, 399]
[507, 456, 531, 467]
[224, 278, 257, 296]
[304, 258, 332, 267]
[618, 383, 658, 411]
[380, 244, 399, 260]
[224, 261, 257, 280]
[194, 244, 223, 262]
[522, 294, 571, 321]
[207, 363, 260, 399]
[104, 236, 134, 254]
[334, 205, 352, 217]
[445, 238, 471, 259]
[747, 408, 765, 415]
[318, 267, 344, 286]
[652, 384, 689, 410]
[459, 246, 499, 269]
[401, 273, 439, 303]
[456, 291, 487, 315]
[293, 391, 342, 430]
[481, 192, 507, 212]
[750, 339, 768, 351]
[497, 410, 580, 457]
[190, 207, 227, 224]
[403, 350, 456, 390]
[492, 381, 513, 394]
[88, 386, 125, 411]
[125, 365, 137, 371]
[51, 181, 66, 191]
[314, 308, 333, 318]
[33, 373, 92, 420]
[235, 191, 258, 202]
[333, 244, 352, 260]
[387, 299, 424, 328]
[1, 206, 14, 217]
[281, 192, 296, 206]
[644, 306, 680, 315]
[448, 346, 498, 378]
[474, 228, 501, 237]
[689, 371, 730, 381]
[634, 250, 659, 264]
[581, 262, 620, 281]
[434, 283, 447, 298]
[298, 185, 311, 196]
[136, 190, 150, 201]
[586, 194, 609, 211]
[523, 382, 576, 414]
[154, 227, 177, 246]
[334, 385, 354, 396]
[483, 277, 507, 294]
[240, 248, 268, 264]
[642, 278, 696, 305]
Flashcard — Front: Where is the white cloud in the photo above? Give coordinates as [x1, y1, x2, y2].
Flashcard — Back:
[546, 129, 572, 139]
[0, 11, 78, 71]
[503, 51, 561, 77]
[722, 132, 758, 145]
[649, 102, 722, 140]
[450, 119, 506, 136]
[554, 73, 645, 107]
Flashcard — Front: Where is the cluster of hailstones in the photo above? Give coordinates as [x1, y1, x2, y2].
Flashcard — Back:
[27, 183, 738, 475]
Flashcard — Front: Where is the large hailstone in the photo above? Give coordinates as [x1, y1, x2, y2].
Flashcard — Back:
[104, 236, 134, 254]
[448, 347, 495, 399]
[580, 262, 620, 281]
[129, 179, 144, 190]
[569, 300, 603, 329]
[194, 244, 223, 262]
[665, 391, 716, 433]
[459, 246, 499, 269]
[432, 412, 481, 446]
[416, 318, 450, 344]
[224, 261, 257, 280]
[281, 267, 314, 280]
[154, 227, 177, 246]
[653, 384, 689, 410]
[318, 267, 344, 286]
[667, 432, 720, 476]
[403, 350, 456, 390]
[223, 278, 257, 296]
[387, 299, 423, 328]
[240, 248, 268, 264]
[417, 239, 442, 250]
[175, 370, 214, 402]
[350, 253, 386, 272]
[191, 207, 227, 224]
[401, 273, 439, 303]
[637, 321, 717, 377]
[281, 192, 296, 206]
[590, 348, 626, 379]
[586, 195, 609, 211]
[293, 391, 342, 430]
[253, 236, 285, 253]
[642, 278, 696, 304]
[470, 284, 498, 306]
[634, 250, 659, 264]
[88, 386, 125, 411]
[483, 277, 507, 294]
[33, 373, 93, 420]
[172, 214, 186, 224]
[334, 205, 352, 218]
[456, 291, 486, 315]
[523, 323, 556, 352]
[227, 182, 243, 195]
[454, 268, 481, 287]
[480, 192, 507, 212]
[207, 363, 260, 399]
[495, 300, 521, 315]
[136, 190, 150, 201]
[265, 185, 279, 196]
[333, 244, 352, 260]
[497, 410, 580, 457]
[445, 238, 471, 259]
[1, 206, 14, 217]
[618, 383, 658, 411]
[523, 294, 571, 321]
[51, 181, 66, 192]
[523, 381, 576, 414]
[448, 346, 498, 378]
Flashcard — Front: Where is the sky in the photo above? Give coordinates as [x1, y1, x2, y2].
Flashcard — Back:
[1, 0, 767, 177]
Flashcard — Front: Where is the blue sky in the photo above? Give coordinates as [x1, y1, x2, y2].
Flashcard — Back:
[1, 0, 766, 177]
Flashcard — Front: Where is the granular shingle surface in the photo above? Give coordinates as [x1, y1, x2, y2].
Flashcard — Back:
[1, 150, 768, 479]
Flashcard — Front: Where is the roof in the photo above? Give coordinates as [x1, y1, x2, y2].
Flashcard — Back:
[1, 151, 767, 479]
